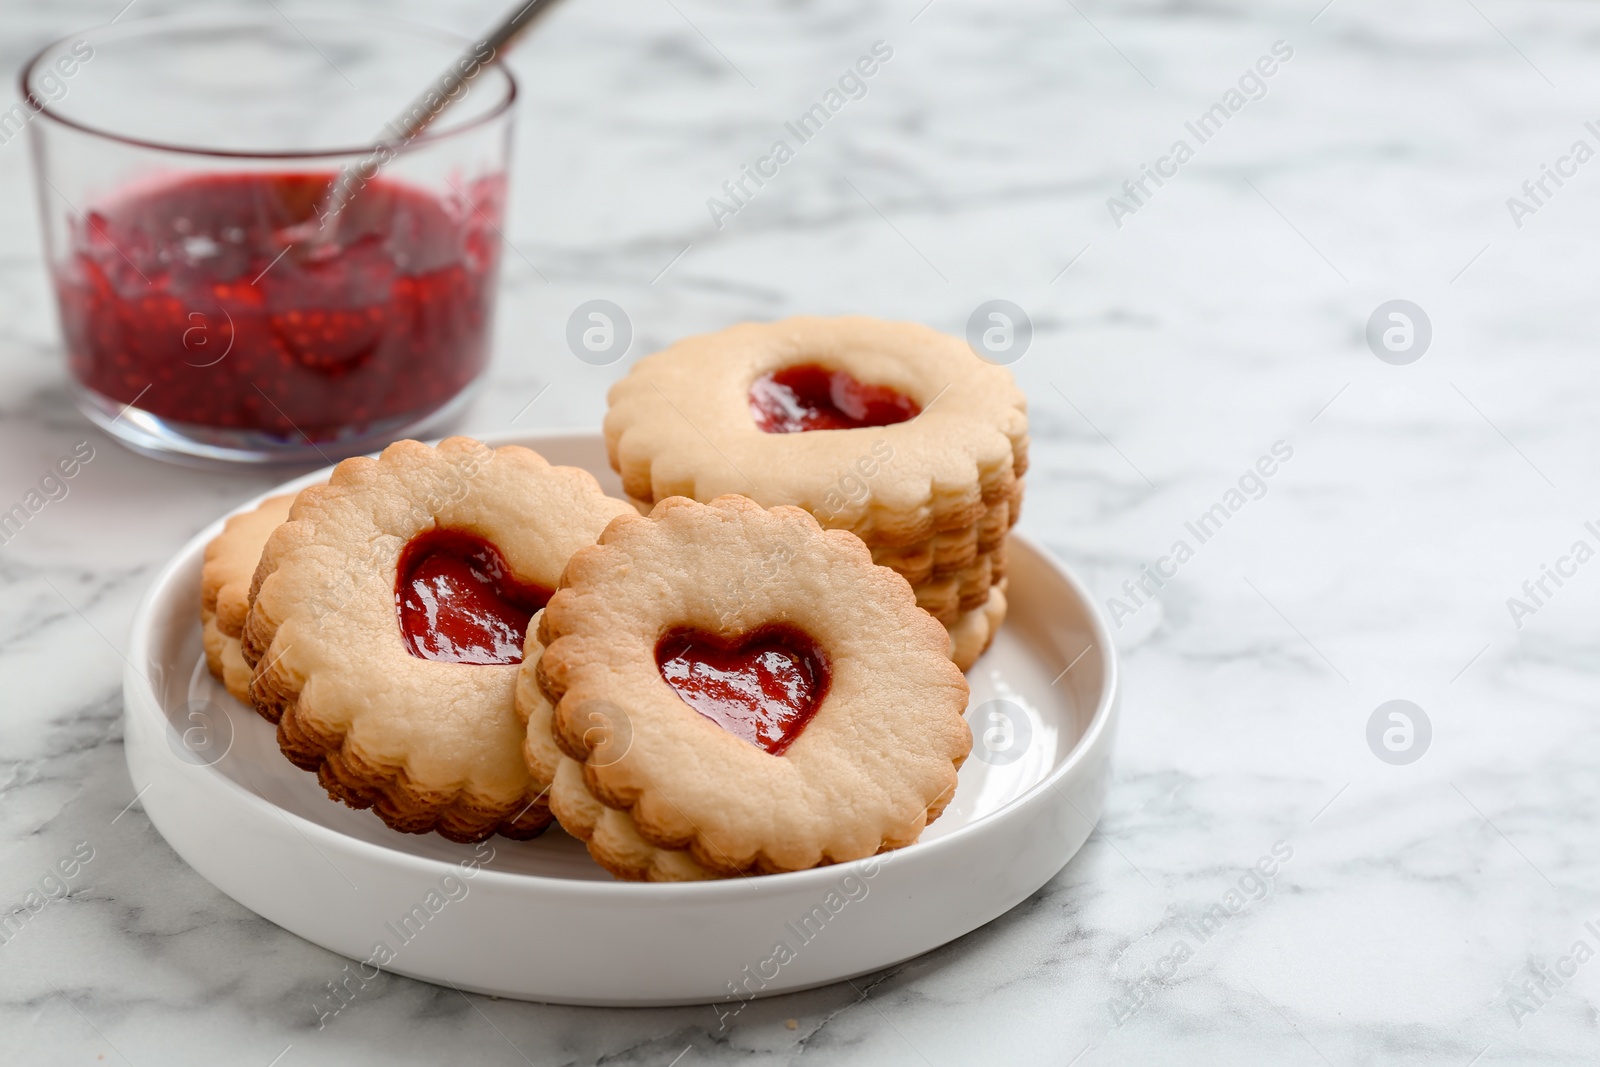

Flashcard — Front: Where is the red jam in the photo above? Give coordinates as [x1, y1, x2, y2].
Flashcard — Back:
[55, 171, 502, 440]
[396, 530, 549, 665]
[749, 364, 920, 433]
[655, 626, 829, 754]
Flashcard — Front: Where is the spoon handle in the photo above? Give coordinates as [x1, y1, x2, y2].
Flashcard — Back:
[314, 0, 567, 241]
[387, 0, 565, 144]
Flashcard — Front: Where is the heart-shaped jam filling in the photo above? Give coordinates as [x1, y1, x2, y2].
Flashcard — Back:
[655, 626, 830, 754]
[749, 364, 921, 433]
[396, 530, 550, 664]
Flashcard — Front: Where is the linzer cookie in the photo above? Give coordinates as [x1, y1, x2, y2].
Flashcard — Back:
[241, 437, 633, 843]
[604, 316, 1027, 670]
[524, 494, 971, 881]
[201, 494, 297, 706]
[605, 316, 1027, 546]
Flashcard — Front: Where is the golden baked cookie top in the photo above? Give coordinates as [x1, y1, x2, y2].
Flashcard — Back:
[530, 494, 972, 879]
[242, 436, 634, 843]
[604, 316, 1028, 546]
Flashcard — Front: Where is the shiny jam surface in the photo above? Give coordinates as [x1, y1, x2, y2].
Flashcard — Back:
[749, 363, 920, 433]
[655, 626, 830, 754]
[56, 171, 502, 439]
[396, 530, 549, 665]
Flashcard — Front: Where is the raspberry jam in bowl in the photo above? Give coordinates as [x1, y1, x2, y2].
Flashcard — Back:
[22, 16, 515, 464]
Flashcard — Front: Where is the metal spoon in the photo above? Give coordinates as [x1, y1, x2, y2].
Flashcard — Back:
[307, 0, 567, 247]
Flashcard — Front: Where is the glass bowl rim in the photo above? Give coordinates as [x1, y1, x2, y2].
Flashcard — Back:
[18, 12, 518, 160]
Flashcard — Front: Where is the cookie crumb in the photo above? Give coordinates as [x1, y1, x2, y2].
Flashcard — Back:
[786, 1018, 798, 1030]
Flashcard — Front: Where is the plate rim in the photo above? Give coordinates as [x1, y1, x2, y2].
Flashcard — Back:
[126, 428, 1118, 900]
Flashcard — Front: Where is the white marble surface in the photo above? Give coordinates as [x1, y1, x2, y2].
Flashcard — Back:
[2, 0, 1598, 1062]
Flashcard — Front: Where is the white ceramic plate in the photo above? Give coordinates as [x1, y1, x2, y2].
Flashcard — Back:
[123, 430, 1118, 1007]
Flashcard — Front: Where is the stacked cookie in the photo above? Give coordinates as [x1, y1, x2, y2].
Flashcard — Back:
[519, 495, 971, 880]
[604, 316, 1028, 670]
[238, 437, 634, 843]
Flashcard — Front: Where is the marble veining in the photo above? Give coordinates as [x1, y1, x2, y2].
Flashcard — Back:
[2, 0, 1599, 1063]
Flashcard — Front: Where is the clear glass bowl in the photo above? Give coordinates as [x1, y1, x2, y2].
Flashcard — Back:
[22, 15, 515, 465]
